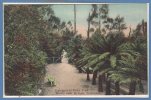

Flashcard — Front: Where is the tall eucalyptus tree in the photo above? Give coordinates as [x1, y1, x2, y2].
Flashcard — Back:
[74, 4, 76, 34]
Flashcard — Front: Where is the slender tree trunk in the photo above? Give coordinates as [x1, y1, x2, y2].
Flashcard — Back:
[74, 4, 76, 34]
[87, 13, 90, 39]
[115, 81, 120, 95]
[105, 79, 111, 95]
[92, 71, 97, 85]
[98, 75, 103, 92]
[129, 81, 136, 95]
[86, 12, 91, 80]
[102, 74, 106, 81]
[98, 6, 101, 33]
[99, 18, 101, 32]
[119, 23, 121, 32]
[142, 19, 147, 37]
[78, 68, 82, 73]
[86, 68, 90, 81]
[128, 27, 131, 38]
[105, 74, 111, 95]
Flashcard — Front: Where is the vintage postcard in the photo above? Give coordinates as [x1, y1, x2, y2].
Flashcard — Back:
[3, 2, 149, 98]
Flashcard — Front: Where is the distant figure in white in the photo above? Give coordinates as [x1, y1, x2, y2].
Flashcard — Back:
[61, 49, 68, 63]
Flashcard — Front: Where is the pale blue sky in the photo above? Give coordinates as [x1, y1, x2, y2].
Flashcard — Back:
[52, 4, 147, 37]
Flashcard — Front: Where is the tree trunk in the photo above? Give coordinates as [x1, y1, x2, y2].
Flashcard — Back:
[129, 81, 136, 95]
[87, 13, 90, 39]
[105, 79, 111, 95]
[128, 27, 131, 38]
[119, 23, 121, 32]
[98, 18, 101, 32]
[92, 71, 97, 85]
[86, 12, 91, 80]
[74, 4, 76, 34]
[98, 7, 101, 33]
[115, 81, 120, 95]
[78, 68, 82, 73]
[86, 68, 90, 81]
[98, 75, 103, 92]
[102, 74, 106, 81]
[105, 74, 111, 95]
[142, 19, 145, 35]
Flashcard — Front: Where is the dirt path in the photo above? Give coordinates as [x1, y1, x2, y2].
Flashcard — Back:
[42, 62, 102, 96]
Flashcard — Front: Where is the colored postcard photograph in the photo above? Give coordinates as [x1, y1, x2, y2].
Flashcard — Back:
[3, 3, 149, 97]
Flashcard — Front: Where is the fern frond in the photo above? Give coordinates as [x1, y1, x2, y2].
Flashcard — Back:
[110, 55, 117, 68]
[85, 52, 110, 68]
[99, 68, 112, 75]
[93, 61, 105, 72]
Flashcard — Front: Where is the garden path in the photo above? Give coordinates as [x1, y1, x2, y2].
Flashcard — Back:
[43, 51, 101, 96]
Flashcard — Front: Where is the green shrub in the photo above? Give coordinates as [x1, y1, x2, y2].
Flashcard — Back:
[47, 75, 56, 86]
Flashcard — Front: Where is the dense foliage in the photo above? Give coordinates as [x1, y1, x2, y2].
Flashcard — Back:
[5, 5, 46, 95]
[66, 4, 147, 95]
[4, 5, 68, 95]
[4, 4, 147, 96]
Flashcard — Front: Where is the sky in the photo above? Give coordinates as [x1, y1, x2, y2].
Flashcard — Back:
[52, 4, 147, 37]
